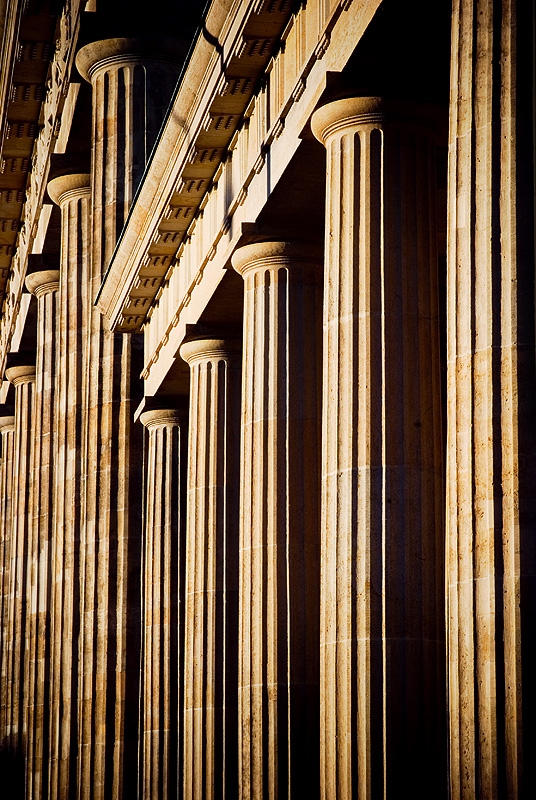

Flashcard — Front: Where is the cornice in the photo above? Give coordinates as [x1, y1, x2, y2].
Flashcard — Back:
[96, 0, 296, 333]
[97, 0, 378, 336]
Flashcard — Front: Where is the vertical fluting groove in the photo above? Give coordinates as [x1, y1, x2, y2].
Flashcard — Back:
[232, 242, 322, 800]
[74, 39, 180, 800]
[4, 369, 35, 763]
[140, 409, 187, 800]
[0, 420, 15, 741]
[24, 274, 59, 800]
[180, 337, 241, 800]
[312, 97, 446, 800]
[447, 2, 536, 798]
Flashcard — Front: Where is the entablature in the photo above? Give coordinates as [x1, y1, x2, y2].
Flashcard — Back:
[97, 0, 381, 339]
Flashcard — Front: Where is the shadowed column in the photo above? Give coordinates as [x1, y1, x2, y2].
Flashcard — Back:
[312, 97, 446, 799]
[179, 335, 241, 800]
[446, 2, 536, 797]
[23, 270, 59, 800]
[4, 364, 35, 756]
[0, 414, 15, 740]
[139, 407, 188, 800]
[232, 241, 322, 800]
[75, 38, 182, 800]
[46, 173, 91, 800]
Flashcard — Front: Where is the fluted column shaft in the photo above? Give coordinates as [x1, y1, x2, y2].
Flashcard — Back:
[0, 415, 15, 740]
[312, 98, 445, 799]
[139, 408, 188, 800]
[232, 242, 322, 799]
[179, 337, 242, 800]
[46, 174, 91, 800]
[75, 39, 181, 800]
[23, 270, 60, 800]
[4, 365, 36, 755]
[446, 2, 536, 798]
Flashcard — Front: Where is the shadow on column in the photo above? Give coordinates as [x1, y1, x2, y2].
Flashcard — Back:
[0, 739, 25, 798]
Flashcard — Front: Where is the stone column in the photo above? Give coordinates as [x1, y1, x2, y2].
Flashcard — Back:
[231, 242, 322, 799]
[0, 414, 15, 740]
[139, 407, 188, 800]
[179, 335, 242, 800]
[46, 173, 91, 800]
[311, 98, 445, 799]
[75, 38, 181, 800]
[446, 3, 536, 798]
[23, 270, 59, 800]
[4, 365, 35, 754]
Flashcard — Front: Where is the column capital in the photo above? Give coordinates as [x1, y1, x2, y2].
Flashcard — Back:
[179, 336, 242, 366]
[5, 365, 36, 386]
[311, 96, 441, 144]
[139, 408, 188, 430]
[47, 173, 91, 207]
[75, 37, 183, 83]
[231, 240, 323, 277]
[25, 270, 60, 297]
[0, 416, 15, 433]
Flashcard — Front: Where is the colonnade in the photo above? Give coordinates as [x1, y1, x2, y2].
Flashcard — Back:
[0, 0, 534, 797]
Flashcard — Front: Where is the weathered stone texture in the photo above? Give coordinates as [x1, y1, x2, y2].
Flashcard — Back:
[179, 336, 241, 800]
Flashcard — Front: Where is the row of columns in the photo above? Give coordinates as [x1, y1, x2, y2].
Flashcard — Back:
[134, 96, 446, 799]
[0, 33, 183, 800]
[0, 1, 534, 797]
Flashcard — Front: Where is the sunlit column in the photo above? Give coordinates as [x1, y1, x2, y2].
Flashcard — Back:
[312, 97, 445, 799]
[0, 414, 15, 739]
[23, 270, 59, 799]
[4, 364, 36, 755]
[139, 407, 188, 800]
[179, 335, 241, 800]
[75, 38, 181, 800]
[232, 241, 322, 799]
[446, 2, 536, 797]
[46, 173, 91, 800]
